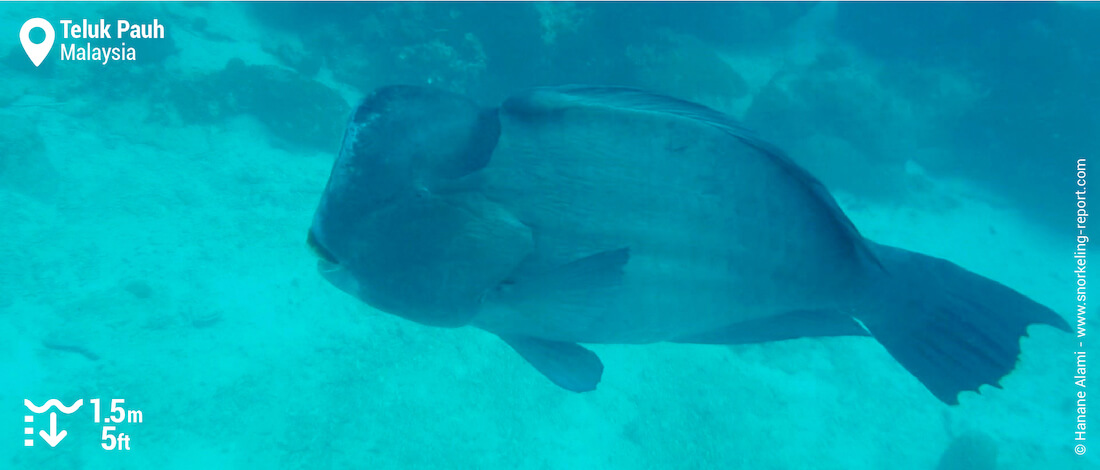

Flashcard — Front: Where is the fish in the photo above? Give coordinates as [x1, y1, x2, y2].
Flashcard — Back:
[308, 85, 1070, 404]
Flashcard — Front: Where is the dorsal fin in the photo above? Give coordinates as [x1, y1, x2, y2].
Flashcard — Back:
[503, 86, 880, 269]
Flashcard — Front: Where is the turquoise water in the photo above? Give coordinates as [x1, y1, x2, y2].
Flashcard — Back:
[1, 2, 1094, 469]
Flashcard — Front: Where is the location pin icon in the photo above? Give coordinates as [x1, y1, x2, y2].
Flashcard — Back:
[20, 18, 55, 67]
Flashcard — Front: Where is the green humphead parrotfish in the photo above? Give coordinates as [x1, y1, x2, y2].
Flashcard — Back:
[307, 85, 1069, 404]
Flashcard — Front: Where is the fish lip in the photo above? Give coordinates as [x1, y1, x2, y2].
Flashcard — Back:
[317, 258, 341, 273]
[307, 228, 340, 265]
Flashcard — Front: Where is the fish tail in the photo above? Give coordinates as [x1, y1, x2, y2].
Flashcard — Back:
[853, 241, 1069, 405]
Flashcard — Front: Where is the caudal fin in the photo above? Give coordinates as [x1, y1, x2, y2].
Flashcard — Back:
[856, 242, 1070, 405]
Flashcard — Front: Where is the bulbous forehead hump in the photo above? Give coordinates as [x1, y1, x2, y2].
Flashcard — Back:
[349, 85, 500, 180]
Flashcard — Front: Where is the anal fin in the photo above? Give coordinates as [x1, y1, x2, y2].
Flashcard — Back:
[672, 309, 869, 345]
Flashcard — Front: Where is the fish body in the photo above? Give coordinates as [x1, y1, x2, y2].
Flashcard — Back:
[469, 87, 875, 345]
[309, 85, 1069, 403]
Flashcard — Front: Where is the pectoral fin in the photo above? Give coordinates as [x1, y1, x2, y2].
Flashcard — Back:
[499, 335, 603, 392]
[493, 248, 630, 305]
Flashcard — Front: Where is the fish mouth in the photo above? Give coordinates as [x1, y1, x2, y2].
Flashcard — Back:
[317, 258, 341, 274]
[307, 228, 340, 266]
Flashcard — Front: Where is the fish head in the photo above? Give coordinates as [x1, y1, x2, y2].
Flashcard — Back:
[315, 85, 499, 217]
[308, 86, 525, 328]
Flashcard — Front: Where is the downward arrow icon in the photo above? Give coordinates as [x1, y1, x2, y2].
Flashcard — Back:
[39, 412, 66, 447]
